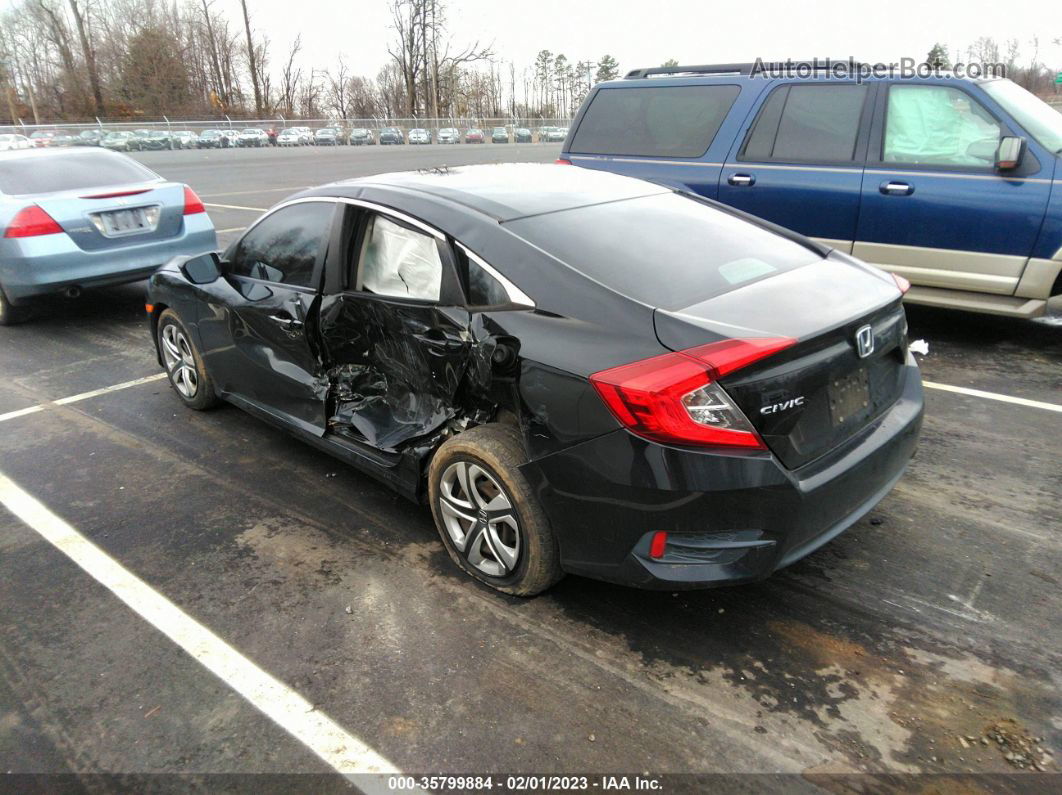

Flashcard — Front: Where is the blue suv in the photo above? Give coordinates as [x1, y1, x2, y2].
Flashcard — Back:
[559, 62, 1062, 318]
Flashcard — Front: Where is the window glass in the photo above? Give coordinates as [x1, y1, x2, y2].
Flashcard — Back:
[741, 86, 788, 160]
[570, 85, 740, 157]
[505, 192, 819, 310]
[467, 260, 509, 306]
[982, 79, 1062, 153]
[0, 150, 159, 195]
[884, 85, 1002, 166]
[356, 215, 441, 301]
[765, 84, 867, 162]
[231, 202, 332, 287]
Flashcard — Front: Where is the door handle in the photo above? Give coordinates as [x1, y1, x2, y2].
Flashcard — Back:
[727, 173, 755, 187]
[268, 313, 303, 331]
[879, 181, 914, 196]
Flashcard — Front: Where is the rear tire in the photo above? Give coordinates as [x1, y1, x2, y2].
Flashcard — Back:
[157, 309, 219, 410]
[0, 286, 30, 325]
[429, 424, 563, 596]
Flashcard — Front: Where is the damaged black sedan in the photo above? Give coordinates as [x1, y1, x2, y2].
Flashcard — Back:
[147, 164, 923, 596]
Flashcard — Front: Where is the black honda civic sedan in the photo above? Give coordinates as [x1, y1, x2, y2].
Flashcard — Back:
[146, 164, 923, 596]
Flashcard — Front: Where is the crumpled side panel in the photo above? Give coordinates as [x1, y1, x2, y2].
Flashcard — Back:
[320, 294, 470, 452]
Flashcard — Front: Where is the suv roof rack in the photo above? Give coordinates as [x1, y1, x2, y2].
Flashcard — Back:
[623, 61, 867, 79]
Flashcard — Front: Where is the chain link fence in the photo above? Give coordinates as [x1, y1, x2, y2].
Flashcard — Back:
[1, 117, 574, 143]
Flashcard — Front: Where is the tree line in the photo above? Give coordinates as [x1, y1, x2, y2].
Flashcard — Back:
[0, 0, 622, 124]
[1, 1, 1057, 126]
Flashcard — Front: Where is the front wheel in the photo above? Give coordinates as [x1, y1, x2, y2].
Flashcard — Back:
[429, 425, 563, 596]
[157, 309, 219, 410]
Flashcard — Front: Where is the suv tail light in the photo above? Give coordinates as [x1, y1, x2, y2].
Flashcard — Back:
[555, 158, 572, 165]
[4, 205, 64, 238]
[182, 186, 206, 215]
[590, 338, 795, 449]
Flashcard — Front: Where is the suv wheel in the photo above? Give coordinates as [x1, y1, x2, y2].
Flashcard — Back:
[157, 309, 219, 410]
[429, 425, 563, 596]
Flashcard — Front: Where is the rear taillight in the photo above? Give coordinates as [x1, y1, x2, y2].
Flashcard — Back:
[891, 272, 911, 294]
[555, 158, 572, 165]
[589, 338, 795, 449]
[182, 186, 205, 215]
[4, 205, 63, 238]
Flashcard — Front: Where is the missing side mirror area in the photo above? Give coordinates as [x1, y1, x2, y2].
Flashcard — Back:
[180, 252, 224, 284]
[996, 136, 1025, 171]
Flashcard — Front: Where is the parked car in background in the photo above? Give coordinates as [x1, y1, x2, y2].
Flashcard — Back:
[237, 129, 268, 148]
[74, 130, 109, 147]
[0, 134, 33, 152]
[141, 130, 173, 150]
[291, 127, 313, 145]
[562, 62, 1062, 318]
[276, 128, 302, 146]
[172, 131, 198, 149]
[29, 130, 63, 148]
[196, 130, 225, 148]
[536, 126, 553, 142]
[491, 126, 510, 143]
[0, 148, 216, 324]
[465, 128, 485, 143]
[514, 127, 532, 143]
[101, 131, 142, 152]
[379, 127, 405, 145]
[349, 128, 374, 145]
[51, 131, 79, 147]
[409, 128, 431, 145]
[145, 163, 921, 595]
[313, 128, 339, 146]
[437, 127, 460, 144]
[546, 127, 567, 143]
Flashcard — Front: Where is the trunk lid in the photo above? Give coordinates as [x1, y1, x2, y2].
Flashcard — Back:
[654, 256, 908, 469]
[32, 183, 186, 252]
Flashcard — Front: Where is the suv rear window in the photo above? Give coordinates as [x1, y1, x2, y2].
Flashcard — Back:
[741, 84, 868, 163]
[570, 85, 740, 158]
[504, 193, 819, 309]
[0, 151, 159, 195]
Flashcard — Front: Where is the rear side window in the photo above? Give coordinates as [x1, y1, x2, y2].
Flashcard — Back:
[231, 202, 334, 288]
[0, 151, 159, 195]
[570, 85, 740, 158]
[741, 84, 868, 163]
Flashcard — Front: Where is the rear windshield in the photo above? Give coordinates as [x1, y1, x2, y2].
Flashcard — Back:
[504, 192, 819, 309]
[570, 84, 741, 157]
[0, 152, 158, 195]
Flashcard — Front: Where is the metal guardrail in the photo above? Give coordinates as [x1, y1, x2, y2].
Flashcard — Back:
[0, 117, 574, 137]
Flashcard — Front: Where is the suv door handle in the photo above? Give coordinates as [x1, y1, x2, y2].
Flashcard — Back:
[880, 181, 914, 196]
[727, 173, 755, 186]
[268, 313, 303, 331]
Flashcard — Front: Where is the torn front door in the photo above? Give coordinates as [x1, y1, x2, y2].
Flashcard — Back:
[318, 294, 471, 451]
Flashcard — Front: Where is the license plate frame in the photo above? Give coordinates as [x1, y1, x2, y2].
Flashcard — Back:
[828, 368, 871, 426]
[96, 206, 158, 237]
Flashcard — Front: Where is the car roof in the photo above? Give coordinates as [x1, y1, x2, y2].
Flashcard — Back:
[318, 163, 669, 223]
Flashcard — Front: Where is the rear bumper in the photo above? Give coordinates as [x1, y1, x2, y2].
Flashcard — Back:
[0, 215, 217, 302]
[522, 356, 924, 589]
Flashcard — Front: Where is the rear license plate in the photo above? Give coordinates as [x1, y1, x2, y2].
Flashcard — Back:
[828, 369, 870, 426]
[98, 207, 156, 236]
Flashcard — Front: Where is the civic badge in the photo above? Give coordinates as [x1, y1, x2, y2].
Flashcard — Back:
[855, 324, 874, 358]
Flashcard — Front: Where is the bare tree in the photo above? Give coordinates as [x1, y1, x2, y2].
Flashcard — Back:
[279, 34, 302, 116]
[66, 0, 104, 115]
[238, 0, 262, 114]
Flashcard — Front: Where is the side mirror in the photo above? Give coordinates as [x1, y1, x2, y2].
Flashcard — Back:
[180, 252, 224, 284]
[995, 136, 1025, 171]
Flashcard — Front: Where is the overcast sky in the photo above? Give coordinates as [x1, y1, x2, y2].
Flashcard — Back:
[232, 0, 1061, 79]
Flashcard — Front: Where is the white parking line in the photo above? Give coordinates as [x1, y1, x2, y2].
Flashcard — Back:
[215, 226, 247, 234]
[205, 202, 267, 212]
[0, 472, 407, 783]
[922, 381, 1062, 413]
[0, 373, 167, 424]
